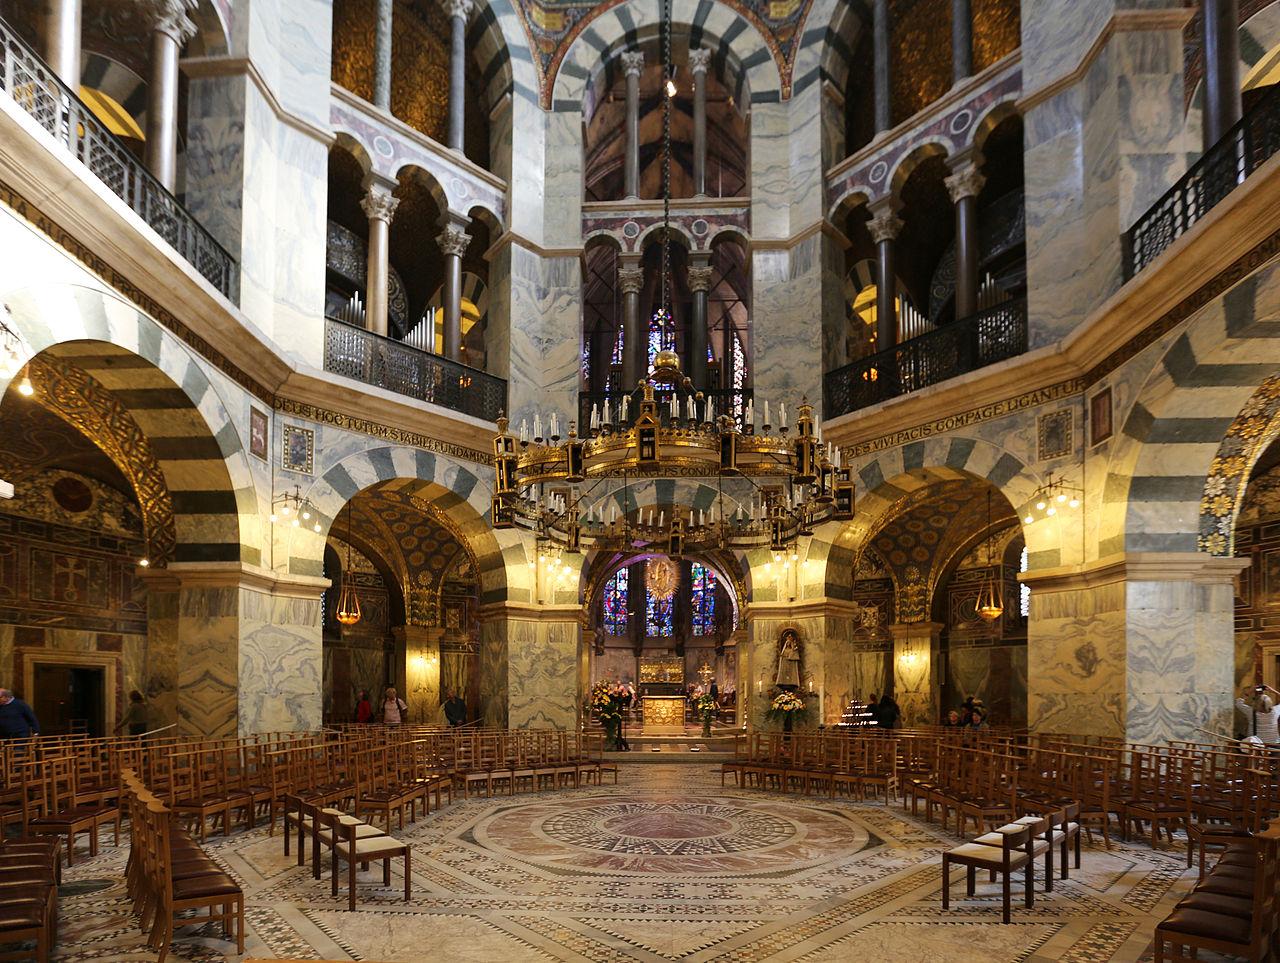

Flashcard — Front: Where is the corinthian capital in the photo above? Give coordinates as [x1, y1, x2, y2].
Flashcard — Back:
[687, 48, 712, 75]
[360, 185, 400, 223]
[945, 164, 986, 203]
[621, 51, 645, 79]
[867, 206, 904, 244]
[437, 225, 472, 257]
[442, 0, 474, 20]
[136, 0, 199, 43]
[687, 266, 714, 292]
[618, 267, 645, 295]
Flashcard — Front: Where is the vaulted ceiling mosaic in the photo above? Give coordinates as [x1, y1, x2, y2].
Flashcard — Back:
[516, 0, 813, 101]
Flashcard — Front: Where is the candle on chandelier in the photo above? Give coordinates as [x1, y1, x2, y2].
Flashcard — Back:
[686, 395, 695, 420]
[603, 399, 611, 424]
[746, 399, 754, 428]
[779, 403, 788, 429]
[590, 404, 600, 429]
[621, 395, 630, 421]
[610, 505, 618, 523]
[699, 509, 705, 526]
[763, 399, 771, 427]
[669, 396, 678, 419]
[550, 413, 559, 438]
[706, 398, 715, 422]
[533, 414, 542, 439]
[519, 420, 529, 443]
[659, 511, 664, 527]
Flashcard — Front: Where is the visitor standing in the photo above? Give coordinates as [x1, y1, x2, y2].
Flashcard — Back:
[444, 691, 467, 727]
[354, 689, 373, 724]
[0, 689, 39, 738]
[117, 690, 148, 736]
[1237, 684, 1280, 745]
[381, 687, 408, 725]
[877, 694, 900, 730]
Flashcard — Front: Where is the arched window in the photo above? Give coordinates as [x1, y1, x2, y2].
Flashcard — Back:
[645, 586, 675, 637]
[603, 567, 629, 635]
[691, 563, 717, 636]
[648, 308, 674, 373]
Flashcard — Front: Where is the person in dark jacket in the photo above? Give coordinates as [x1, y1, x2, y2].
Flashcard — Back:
[0, 689, 39, 738]
[877, 694, 901, 730]
[116, 690, 147, 736]
[443, 692, 467, 727]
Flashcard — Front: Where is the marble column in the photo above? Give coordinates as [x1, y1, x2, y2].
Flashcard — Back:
[361, 179, 399, 338]
[951, 0, 972, 84]
[689, 48, 712, 197]
[479, 603, 582, 729]
[395, 624, 443, 725]
[688, 255, 713, 391]
[373, 0, 393, 110]
[618, 256, 644, 389]
[141, 0, 197, 192]
[622, 50, 645, 199]
[873, 0, 892, 134]
[1202, 0, 1242, 151]
[890, 622, 942, 727]
[438, 217, 472, 361]
[945, 158, 985, 321]
[444, 0, 472, 153]
[867, 200, 904, 351]
[41, 0, 81, 91]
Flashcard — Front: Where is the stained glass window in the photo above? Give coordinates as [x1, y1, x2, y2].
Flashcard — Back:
[645, 589, 675, 637]
[648, 308, 674, 373]
[603, 567, 629, 635]
[732, 332, 747, 420]
[691, 563, 717, 636]
[1019, 546, 1030, 618]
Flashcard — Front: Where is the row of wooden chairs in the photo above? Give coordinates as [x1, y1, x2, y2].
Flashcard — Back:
[283, 794, 412, 910]
[120, 769, 244, 963]
[0, 837, 61, 961]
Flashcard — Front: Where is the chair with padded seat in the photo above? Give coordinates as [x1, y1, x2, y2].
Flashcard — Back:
[315, 807, 412, 911]
[941, 822, 1035, 924]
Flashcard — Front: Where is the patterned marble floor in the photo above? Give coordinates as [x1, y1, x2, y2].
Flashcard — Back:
[45, 765, 1219, 962]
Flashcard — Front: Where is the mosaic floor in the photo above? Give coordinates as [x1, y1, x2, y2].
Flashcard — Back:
[46, 765, 1220, 962]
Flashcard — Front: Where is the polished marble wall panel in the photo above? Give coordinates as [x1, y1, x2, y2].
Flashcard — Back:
[479, 618, 509, 727]
[892, 624, 939, 727]
[145, 588, 180, 728]
[238, 587, 321, 735]
[403, 632, 443, 725]
[176, 585, 239, 737]
[507, 617, 580, 730]
[504, 246, 581, 431]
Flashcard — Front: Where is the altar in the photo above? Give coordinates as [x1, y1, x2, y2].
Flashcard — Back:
[639, 656, 686, 734]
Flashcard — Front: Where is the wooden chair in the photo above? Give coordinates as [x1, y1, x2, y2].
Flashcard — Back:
[316, 807, 412, 911]
[941, 822, 1035, 924]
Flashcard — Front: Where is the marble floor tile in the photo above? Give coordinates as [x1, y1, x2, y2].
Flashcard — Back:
[42, 765, 1216, 962]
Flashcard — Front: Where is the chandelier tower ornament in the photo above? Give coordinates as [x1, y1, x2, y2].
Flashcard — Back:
[335, 501, 363, 627]
[975, 490, 1005, 623]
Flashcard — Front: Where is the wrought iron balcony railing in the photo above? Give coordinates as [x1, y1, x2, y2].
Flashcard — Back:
[823, 297, 1028, 418]
[324, 317, 507, 422]
[1124, 85, 1280, 279]
[0, 17, 237, 299]
[577, 387, 753, 434]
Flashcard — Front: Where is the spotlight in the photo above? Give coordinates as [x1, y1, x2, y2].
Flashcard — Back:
[1046, 506, 1056, 516]
[665, 78, 677, 98]
[17, 376, 33, 397]
[1057, 494, 1067, 504]
[312, 522, 322, 533]
[291, 517, 300, 527]
[1035, 500, 1046, 511]
[1069, 497, 1080, 509]
[282, 505, 291, 516]
[138, 558, 149, 568]
[302, 510, 311, 520]
[1024, 513, 1034, 525]
[269, 513, 278, 524]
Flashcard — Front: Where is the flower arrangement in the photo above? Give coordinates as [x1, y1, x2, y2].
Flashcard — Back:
[765, 688, 808, 732]
[589, 680, 631, 749]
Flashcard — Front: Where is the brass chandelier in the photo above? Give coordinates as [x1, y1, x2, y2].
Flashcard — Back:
[491, 353, 855, 557]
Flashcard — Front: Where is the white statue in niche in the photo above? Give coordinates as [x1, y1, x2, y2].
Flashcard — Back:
[775, 629, 801, 689]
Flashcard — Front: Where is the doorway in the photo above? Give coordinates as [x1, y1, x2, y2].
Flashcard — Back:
[32, 664, 106, 737]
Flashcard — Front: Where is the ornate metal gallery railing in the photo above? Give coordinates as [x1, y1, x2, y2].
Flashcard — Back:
[324, 317, 507, 422]
[577, 387, 754, 435]
[0, 17, 237, 299]
[1124, 85, 1280, 279]
[823, 298, 1028, 418]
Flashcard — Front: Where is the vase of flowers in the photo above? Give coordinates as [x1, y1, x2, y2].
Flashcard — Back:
[590, 680, 627, 750]
[693, 692, 718, 737]
[766, 689, 807, 734]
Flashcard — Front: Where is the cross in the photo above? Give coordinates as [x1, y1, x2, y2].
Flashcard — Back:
[697, 661, 713, 686]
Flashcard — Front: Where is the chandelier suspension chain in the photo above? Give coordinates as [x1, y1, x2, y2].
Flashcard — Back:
[661, 0, 672, 325]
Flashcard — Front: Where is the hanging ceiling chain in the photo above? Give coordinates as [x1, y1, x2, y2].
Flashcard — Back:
[660, 0, 673, 323]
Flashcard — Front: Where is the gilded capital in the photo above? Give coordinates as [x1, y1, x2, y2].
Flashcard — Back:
[360, 186, 400, 223]
[687, 266, 714, 292]
[621, 50, 645, 78]
[136, 0, 199, 43]
[618, 267, 645, 295]
[442, 0, 474, 19]
[945, 164, 986, 203]
[687, 48, 712, 75]
[437, 225, 472, 257]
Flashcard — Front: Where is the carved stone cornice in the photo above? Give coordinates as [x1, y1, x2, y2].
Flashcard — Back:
[360, 186, 399, 224]
[618, 267, 645, 295]
[437, 225, 472, 258]
[136, 0, 199, 43]
[945, 164, 986, 203]
[687, 266, 714, 292]
[621, 51, 645, 78]
[687, 48, 712, 75]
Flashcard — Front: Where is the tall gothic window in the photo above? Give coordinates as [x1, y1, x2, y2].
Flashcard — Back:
[603, 567, 629, 635]
[691, 563, 717, 636]
[645, 587, 675, 637]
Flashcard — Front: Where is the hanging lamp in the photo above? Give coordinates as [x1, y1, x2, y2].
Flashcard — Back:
[335, 501, 363, 626]
[975, 490, 1005, 623]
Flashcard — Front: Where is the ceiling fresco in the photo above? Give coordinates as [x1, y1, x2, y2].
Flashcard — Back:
[516, 0, 814, 103]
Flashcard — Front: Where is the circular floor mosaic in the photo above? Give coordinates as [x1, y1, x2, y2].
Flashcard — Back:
[470, 794, 871, 876]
